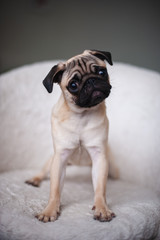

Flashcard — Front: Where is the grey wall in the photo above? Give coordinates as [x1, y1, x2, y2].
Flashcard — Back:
[0, 0, 160, 73]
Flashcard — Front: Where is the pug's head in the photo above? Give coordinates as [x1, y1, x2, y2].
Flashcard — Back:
[43, 50, 113, 108]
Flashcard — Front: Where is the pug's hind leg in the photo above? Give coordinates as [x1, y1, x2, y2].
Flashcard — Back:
[25, 156, 52, 187]
[107, 145, 119, 179]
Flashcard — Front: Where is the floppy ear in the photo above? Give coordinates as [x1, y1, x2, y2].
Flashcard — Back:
[43, 63, 66, 93]
[88, 50, 113, 65]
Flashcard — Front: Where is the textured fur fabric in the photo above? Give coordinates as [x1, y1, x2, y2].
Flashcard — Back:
[0, 61, 160, 239]
[0, 167, 160, 240]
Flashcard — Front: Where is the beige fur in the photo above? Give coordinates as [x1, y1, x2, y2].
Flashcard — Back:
[26, 50, 116, 222]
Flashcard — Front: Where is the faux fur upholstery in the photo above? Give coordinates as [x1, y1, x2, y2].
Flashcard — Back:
[0, 61, 160, 240]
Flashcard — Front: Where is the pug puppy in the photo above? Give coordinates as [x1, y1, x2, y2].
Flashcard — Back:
[26, 50, 116, 222]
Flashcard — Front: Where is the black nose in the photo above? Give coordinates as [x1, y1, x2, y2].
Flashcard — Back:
[86, 78, 95, 86]
[109, 84, 112, 89]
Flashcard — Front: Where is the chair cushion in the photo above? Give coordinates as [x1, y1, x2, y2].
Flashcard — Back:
[0, 62, 160, 192]
[0, 166, 160, 240]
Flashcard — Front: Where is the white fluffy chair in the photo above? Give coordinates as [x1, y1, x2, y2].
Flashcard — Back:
[0, 61, 160, 240]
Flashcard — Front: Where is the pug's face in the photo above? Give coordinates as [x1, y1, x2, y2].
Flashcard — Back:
[43, 50, 113, 108]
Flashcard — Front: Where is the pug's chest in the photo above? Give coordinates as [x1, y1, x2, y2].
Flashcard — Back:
[53, 120, 107, 153]
[52, 102, 108, 150]
[59, 114, 103, 138]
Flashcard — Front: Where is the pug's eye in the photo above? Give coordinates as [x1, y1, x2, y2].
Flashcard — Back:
[98, 69, 107, 76]
[68, 80, 79, 93]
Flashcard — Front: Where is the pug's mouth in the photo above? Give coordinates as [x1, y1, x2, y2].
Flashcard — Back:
[90, 90, 107, 106]
[92, 90, 105, 99]
[76, 88, 110, 108]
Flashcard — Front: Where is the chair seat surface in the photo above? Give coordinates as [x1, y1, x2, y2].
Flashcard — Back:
[0, 166, 159, 240]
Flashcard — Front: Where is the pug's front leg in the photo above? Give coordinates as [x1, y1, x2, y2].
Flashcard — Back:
[88, 146, 116, 222]
[36, 150, 69, 222]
